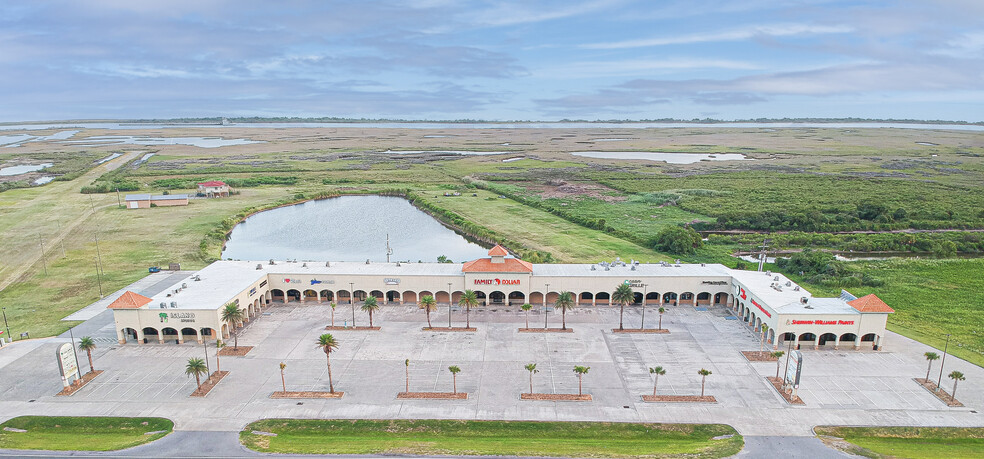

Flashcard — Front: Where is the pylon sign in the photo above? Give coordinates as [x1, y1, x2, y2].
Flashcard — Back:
[56, 343, 80, 388]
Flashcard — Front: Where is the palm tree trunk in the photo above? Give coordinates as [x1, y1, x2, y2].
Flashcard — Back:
[216, 352, 221, 373]
[466, 305, 470, 328]
[578, 375, 583, 396]
[619, 303, 624, 330]
[562, 309, 567, 330]
[426, 309, 432, 329]
[529, 373, 533, 394]
[86, 350, 94, 373]
[281, 371, 286, 393]
[525, 311, 529, 329]
[776, 361, 781, 379]
[331, 309, 334, 327]
[653, 375, 658, 396]
[369, 311, 373, 328]
[658, 314, 663, 330]
[952, 380, 959, 401]
[926, 361, 933, 382]
[701, 376, 706, 397]
[195, 374, 201, 390]
[326, 352, 334, 393]
[452, 374, 457, 394]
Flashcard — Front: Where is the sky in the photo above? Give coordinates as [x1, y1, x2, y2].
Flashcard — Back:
[1, 0, 982, 122]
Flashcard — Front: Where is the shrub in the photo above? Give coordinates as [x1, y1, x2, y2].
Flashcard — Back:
[653, 226, 703, 255]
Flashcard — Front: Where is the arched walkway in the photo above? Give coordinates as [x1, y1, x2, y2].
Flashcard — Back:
[181, 327, 198, 344]
[303, 289, 318, 302]
[370, 290, 384, 301]
[595, 291, 610, 305]
[386, 290, 400, 303]
[663, 292, 678, 305]
[271, 289, 285, 303]
[142, 327, 160, 344]
[286, 289, 301, 302]
[818, 333, 837, 348]
[320, 290, 334, 302]
[402, 290, 417, 304]
[508, 291, 525, 306]
[645, 292, 660, 305]
[579, 292, 594, 305]
[489, 290, 505, 305]
[840, 333, 858, 350]
[679, 292, 694, 305]
[714, 292, 730, 305]
[696, 292, 711, 306]
[798, 332, 817, 350]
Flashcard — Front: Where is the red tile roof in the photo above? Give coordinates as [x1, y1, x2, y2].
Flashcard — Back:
[197, 180, 227, 187]
[462, 258, 533, 273]
[488, 245, 509, 256]
[848, 294, 894, 313]
[107, 291, 153, 309]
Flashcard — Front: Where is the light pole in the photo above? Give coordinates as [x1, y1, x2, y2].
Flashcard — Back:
[544, 283, 550, 328]
[349, 282, 356, 327]
[447, 282, 452, 328]
[2, 307, 10, 341]
[67, 326, 82, 382]
[936, 333, 951, 392]
[641, 284, 648, 330]
[203, 337, 211, 378]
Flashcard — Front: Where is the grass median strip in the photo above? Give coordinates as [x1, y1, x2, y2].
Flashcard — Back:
[0, 416, 173, 451]
[240, 419, 743, 458]
[815, 426, 984, 459]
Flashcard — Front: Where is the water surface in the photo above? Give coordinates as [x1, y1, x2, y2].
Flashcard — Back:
[222, 195, 489, 262]
[0, 163, 52, 176]
[63, 135, 263, 148]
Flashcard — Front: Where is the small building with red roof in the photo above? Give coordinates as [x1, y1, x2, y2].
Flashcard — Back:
[197, 180, 231, 197]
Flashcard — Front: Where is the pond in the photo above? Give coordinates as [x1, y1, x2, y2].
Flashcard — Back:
[61, 135, 263, 148]
[0, 163, 52, 176]
[570, 151, 750, 164]
[222, 195, 490, 263]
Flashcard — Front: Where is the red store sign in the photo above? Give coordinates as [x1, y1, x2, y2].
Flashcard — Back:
[790, 320, 855, 326]
[751, 299, 772, 318]
[474, 278, 520, 286]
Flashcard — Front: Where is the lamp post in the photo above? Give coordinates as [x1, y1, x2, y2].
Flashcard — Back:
[447, 282, 452, 328]
[202, 336, 211, 378]
[2, 307, 10, 341]
[544, 283, 550, 328]
[641, 284, 648, 330]
[936, 333, 951, 392]
[349, 282, 356, 327]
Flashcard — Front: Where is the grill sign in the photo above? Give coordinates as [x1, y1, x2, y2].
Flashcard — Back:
[474, 278, 520, 286]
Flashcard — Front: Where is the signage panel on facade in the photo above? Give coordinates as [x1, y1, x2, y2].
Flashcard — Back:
[474, 278, 520, 286]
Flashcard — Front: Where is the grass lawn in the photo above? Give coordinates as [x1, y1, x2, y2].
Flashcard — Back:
[0, 416, 173, 451]
[240, 419, 743, 458]
[815, 426, 984, 459]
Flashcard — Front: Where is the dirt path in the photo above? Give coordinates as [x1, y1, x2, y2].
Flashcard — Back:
[0, 151, 140, 292]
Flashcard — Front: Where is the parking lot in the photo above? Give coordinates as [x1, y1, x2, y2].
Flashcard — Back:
[1, 297, 982, 437]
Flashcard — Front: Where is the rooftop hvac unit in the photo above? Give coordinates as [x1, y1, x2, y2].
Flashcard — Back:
[325, 261, 330, 267]
[590, 265, 596, 270]
[604, 266, 610, 271]
[674, 259, 681, 264]
[269, 259, 276, 265]
[170, 301, 177, 308]
[182, 283, 187, 289]
[193, 275, 201, 281]
[701, 263, 706, 267]
[395, 261, 401, 267]
[631, 265, 636, 271]
[256, 264, 263, 270]
[774, 276, 780, 281]
[159, 302, 166, 309]
[302, 263, 307, 268]
[366, 259, 371, 264]
[766, 271, 772, 276]
[794, 286, 800, 291]
[800, 297, 809, 304]
[785, 281, 792, 287]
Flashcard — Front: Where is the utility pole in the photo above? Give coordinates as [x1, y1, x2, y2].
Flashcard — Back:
[937, 333, 951, 392]
[2, 307, 10, 342]
[94, 256, 104, 298]
[447, 282, 453, 328]
[94, 234, 104, 277]
[757, 238, 772, 272]
[38, 234, 48, 275]
[116, 188, 122, 208]
[349, 282, 356, 326]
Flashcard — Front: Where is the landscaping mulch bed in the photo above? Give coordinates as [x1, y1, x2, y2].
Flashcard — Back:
[325, 326, 380, 331]
[521, 393, 592, 401]
[191, 371, 229, 397]
[611, 328, 669, 334]
[642, 395, 717, 403]
[518, 328, 574, 333]
[56, 370, 103, 396]
[270, 391, 343, 399]
[218, 346, 253, 356]
[914, 378, 964, 407]
[397, 392, 468, 400]
[766, 377, 805, 405]
[422, 327, 477, 332]
[742, 351, 779, 361]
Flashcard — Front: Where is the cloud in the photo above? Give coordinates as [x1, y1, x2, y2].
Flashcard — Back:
[582, 23, 854, 49]
[464, 0, 625, 27]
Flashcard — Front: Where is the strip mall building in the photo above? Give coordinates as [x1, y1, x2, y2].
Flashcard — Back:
[109, 246, 893, 351]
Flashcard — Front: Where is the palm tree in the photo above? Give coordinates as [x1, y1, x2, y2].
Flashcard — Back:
[556, 291, 575, 330]
[658, 307, 666, 330]
[421, 295, 436, 329]
[698, 368, 712, 397]
[329, 301, 336, 327]
[525, 363, 538, 394]
[78, 336, 96, 374]
[279, 362, 287, 393]
[649, 366, 666, 396]
[185, 358, 208, 391]
[215, 339, 225, 374]
[771, 351, 785, 379]
[521, 303, 532, 328]
[924, 352, 940, 382]
[361, 296, 379, 327]
[316, 333, 340, 393]
[448, 365, 461, 394]
[460, 290, 478, 329]
[759, 324, 769, 352]
[405, 359, 410, 393]
[612, 283, 634, 330]
[573, 366, 590, 396]
[948, 370, 965, 401]
[220, 303, 245, 350]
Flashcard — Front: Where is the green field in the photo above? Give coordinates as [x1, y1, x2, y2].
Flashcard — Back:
[815, 426, 984, 459]
[240, 419, 743, 458]
[0, 416, 173, 451]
